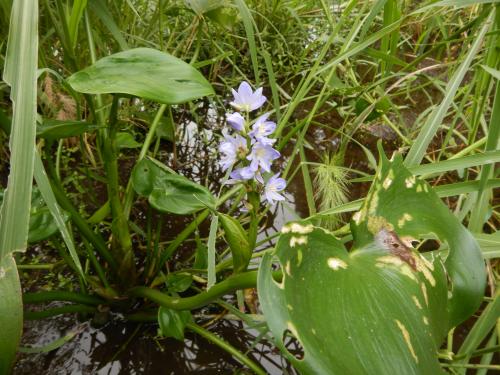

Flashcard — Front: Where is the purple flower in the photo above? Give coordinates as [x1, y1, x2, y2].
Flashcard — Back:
[249, 113, 276, 146]
[247, 142, 280, 173]
[226, 112, 245, 132]
[218, 132, 248, 171]
[230, 81, 266, 112]
[264, 174, 286, 204]
[227, 166, 256, 183]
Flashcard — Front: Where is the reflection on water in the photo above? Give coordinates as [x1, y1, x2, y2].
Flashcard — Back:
[16, 316, 297, 374]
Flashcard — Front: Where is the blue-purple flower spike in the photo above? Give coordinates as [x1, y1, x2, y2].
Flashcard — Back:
[218, 132, 248, 171]
[230, 81, 266, 112]
[226, 112, 245, 132]
[264, 174, 286, 204]
[249, 113, 276, 146]
[219, 81, 286, 206]
[247, 142, 280, 173]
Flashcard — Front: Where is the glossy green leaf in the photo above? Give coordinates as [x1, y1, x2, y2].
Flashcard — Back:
[218, 213, 252, 273]
[67, 48, 214, 104]
[37, 119, 100, 139]
[1, 188, 69, 243]
[116, 132, 141, 149]
[258, 152, 485, 374]
[158, 306, 192, 341]
[166, 272, 193, 293]
[28, 208, 62, 242]
[132, 158, 216, 214]
[155, 115, 175, 142]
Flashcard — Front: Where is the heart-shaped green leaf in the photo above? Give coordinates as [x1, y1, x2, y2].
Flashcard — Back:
[258, 152, 486, 374]
[67, 48, 214, 104]
[131, 158, 216, 215]
[166, 272, 193, 293]
[158, 306, 192, 341]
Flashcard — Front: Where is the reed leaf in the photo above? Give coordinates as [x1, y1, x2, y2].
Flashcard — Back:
[404, 12, 492, 167]
[0, 0, 38, 372]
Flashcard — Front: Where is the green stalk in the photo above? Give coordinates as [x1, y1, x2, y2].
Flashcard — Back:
[186, 322, 267, 375]
[299, 145, 316, 216]
[123, 103, 167, 219]
[102, 96, 136, 281]
[130, 271, 259, 310]
[247, 190, 260, 249]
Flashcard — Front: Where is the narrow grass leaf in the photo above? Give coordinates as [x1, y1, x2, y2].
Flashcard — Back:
[404, 14, 492, 166]
[68, 0, 88, 49]
[33, 151, 84, 278]
[88, 0, 129, 50]
[481, 64, 500, 80]
[234, 0, 260, 84]
[414, 0, 500, 14]
[469, 70, 500, 231]
[0, 1, 38, 372]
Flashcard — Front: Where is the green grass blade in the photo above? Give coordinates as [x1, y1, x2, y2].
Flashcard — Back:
[481, 64, 500, 80]
[469, 68, 500, 231]
[68, 0, 88, 49]
[314, 19, 403, 77]
[351, 150, 500, 183]
[411, 150, 500, 176]
[0, 0, 38, 372]
[33, 151, 84, 279]
[88, 0, 129, 51]
[234, 0, 260, 84]
[299, 145, 316, 216]
[404, 13, 492, 167]
[415, 0, 500, 13]
[457, 288, 500, 364]
[313, 178, 500, 218]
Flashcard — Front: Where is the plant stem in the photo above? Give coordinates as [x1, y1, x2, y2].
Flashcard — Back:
[44, 149, 118, 272]
[129, 271, 259, 310]
[123, 103, 167, 219]
[102, 95, 136, 281]
[186, 322, 267, 375]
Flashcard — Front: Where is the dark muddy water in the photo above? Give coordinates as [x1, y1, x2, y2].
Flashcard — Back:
[15, 314, 298, 374]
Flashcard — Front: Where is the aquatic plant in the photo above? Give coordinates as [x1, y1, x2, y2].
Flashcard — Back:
[0, 0, 499, 374]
